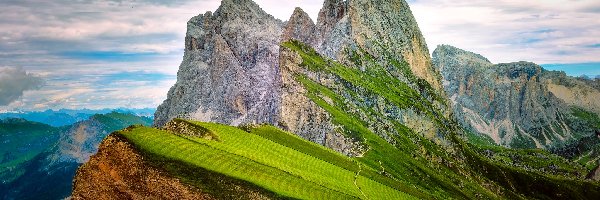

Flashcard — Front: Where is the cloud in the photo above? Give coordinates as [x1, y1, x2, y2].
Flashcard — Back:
[0, 66, 44, 105]
[0, 70, 176, 111]
[410, 0, 600, 64]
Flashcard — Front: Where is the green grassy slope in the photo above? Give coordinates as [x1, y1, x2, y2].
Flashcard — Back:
[0, 118, 60, 183]
[279, 40, 600, 199]
[118, 121, 414, 200]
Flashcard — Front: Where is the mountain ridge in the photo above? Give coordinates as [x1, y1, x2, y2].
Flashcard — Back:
[433, 44, 600, 150]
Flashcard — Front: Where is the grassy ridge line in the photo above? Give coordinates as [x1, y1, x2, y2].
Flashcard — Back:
[245, 125, 429, 199]
[184, 121, 413, 200]
[119, 126, 358, 200]
[246, 125, 360, 172]
[119, 125, 415, 199]
[184, 122, 360, 196]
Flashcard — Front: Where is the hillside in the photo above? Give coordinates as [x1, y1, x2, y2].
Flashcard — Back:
[0, 112, 152, 200]
[74, 119, 413, 199]
[75, 118, 600, 199]
[0, 118, 60, 183]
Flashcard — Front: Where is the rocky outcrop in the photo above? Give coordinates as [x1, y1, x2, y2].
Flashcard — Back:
[278, 44, 363, 156]
[544, 72, 600, 115]
[281, 7, 317, 47]
[433, 45, 600, 149]
[155, 0, 446, 155]
[72, 134, 212, 200]
[587, 165, 600, 181]
[347, 0, 443, 91]
[313, 0, 443, 90]
[154, 0, 284, 127]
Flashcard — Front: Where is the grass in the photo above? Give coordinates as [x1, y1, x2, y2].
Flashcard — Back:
[282, 40, 497, 199]
[118, 121, 415, 200]
[279, 40, 600, 199]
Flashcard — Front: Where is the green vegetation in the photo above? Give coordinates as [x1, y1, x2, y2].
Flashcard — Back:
[92, 111, 153, 130]
[0, 118, 60, 182]
[465, 130, 497, 147]
[118, 121, 414, 199]
[566, 107, 600, 170]
[470, 144, 587, 177]
[280, 40, 600, 199]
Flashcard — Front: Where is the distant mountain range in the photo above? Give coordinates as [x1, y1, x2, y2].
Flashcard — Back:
[0, 108, 155, 127]
[0, 112, 152, 199]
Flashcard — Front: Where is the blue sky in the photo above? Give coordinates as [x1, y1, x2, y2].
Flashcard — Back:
[0, 0, 599, 112]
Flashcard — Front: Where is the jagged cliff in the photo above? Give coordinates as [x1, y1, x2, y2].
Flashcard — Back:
[154, 0, 284, 127]
[154, 0, 446, 155]
[433, 45, 600, 149]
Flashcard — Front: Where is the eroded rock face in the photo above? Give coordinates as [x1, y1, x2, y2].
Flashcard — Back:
[281, 7, 317, 47]
[544, 72, 600, 115]
[347, 0, 442, 91]
[433, 45, 600, 149]
[278, 45, 364, 156]
[154, 0, 284, 127]
[155, 0, 446, 155]
[587, 165, 600, 181]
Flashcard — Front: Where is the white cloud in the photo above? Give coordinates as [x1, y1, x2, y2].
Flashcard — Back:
[410, 0, 600, 64]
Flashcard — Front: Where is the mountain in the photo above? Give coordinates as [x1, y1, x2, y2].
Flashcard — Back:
[432, 45, 600, 150]
[0, 108, 156, 127]
[154, 0, 446, 155]
[0, 119, 60, 183]
[0, 112, 152, 200]
[71, 0, 600, 199]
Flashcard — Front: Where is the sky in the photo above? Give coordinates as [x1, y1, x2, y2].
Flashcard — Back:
[0, 0, 599, 112]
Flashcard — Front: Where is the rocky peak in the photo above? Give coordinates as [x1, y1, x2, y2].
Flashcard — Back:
[155, 0, 449, 154]
[496, 61, 542, 80]
[316, 0, 347, 43]
[347, 0, 443, 91]
[154, 0, 283, 127]
[432, 45, 491, 67]
[281, 7, 317, 47]
[432, 45, 600, 149]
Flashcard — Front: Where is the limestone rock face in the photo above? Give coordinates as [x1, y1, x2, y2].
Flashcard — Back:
[281, 7, 317, 47]
[587, 165, 600, 181]
[154, 0, 284, 127]
[310, 0, 443, 91]
[433, 45, 600, 149]
[155, 0, 445, 155]
[278, 45, 363, 156]
[544, 72, 600, 115]
[346, 0, 443, 91]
